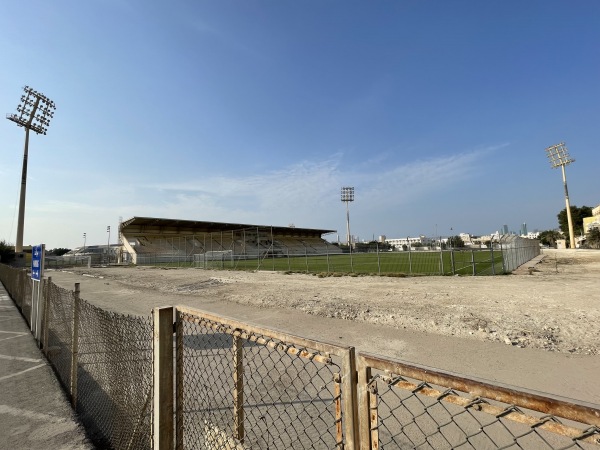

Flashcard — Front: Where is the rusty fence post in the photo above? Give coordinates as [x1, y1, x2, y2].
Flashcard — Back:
[70, 282, 80, 409]
[233, 333, 245, 443]
[342, 347, 359, 450]
[153, 306, 174, 450]
[175, 308, 184, 450]
[357, 355, 374, 450]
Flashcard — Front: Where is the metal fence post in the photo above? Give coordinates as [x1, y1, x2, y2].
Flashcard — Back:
[42, 276, 51, 355]
[256, 227, 260, 270]
[490, 245, 495, 275]
[471, 249, 476, 276]
[439, 248, 444, 275]
[70, 283, 80, 409]
[153, 306, 174, 450]
[304, 244, 309, 273]
[176, 308, 184, 450]
[326, 242, 331, 273]
[342, 347, 359, 450]
[376, 243, 381, 275]
[357, 357, 374, 450]
[451, 249, 455, 275]
[233, 333, 244, 443]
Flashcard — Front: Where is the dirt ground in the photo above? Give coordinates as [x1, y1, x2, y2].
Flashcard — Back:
[47, 248, 600, 403]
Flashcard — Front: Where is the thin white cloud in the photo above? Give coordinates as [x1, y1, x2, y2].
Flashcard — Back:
[141, 148, 494, 227]
[11, 147, 502, 247]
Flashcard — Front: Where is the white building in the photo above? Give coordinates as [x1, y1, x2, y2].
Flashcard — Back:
[385, 235, 436, 250]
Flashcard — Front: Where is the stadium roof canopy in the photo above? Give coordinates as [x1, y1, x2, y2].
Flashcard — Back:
[120, 216, 336, 237]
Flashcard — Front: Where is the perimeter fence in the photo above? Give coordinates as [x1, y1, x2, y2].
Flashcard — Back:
[357, 354, 600, 449]
[0, 265, 153, 450]
[131, 234, 539, 276]
[2, 263, 599, 450]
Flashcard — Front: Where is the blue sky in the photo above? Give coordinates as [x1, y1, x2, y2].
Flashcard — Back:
[1, 1, 599, 249]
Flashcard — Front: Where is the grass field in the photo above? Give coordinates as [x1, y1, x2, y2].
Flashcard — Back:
[200, 250, 505, 276]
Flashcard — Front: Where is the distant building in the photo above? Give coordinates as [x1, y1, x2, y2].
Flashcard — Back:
[520, 223, 528, 236]
[583, 204, 600, 232]
[385, 235, 435, 250]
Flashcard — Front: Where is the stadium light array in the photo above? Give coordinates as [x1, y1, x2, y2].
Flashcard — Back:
[341, 187, 355, 247]
[545, 142, 576, 249]
[6, 86, 56, 255]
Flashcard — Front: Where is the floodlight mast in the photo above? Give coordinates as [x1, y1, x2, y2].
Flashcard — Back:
[6, 86, 56, 255]
[545, 142, 576, 249]
[341, 187, 354, 246]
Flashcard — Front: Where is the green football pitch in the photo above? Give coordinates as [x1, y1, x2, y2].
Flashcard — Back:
[202, 250, 505, 276]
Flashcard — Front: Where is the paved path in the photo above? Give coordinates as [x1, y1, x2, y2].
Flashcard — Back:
[0, 283, 93, 450]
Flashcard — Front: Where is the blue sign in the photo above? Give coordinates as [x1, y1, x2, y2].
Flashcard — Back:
[31, 244, 43, 281]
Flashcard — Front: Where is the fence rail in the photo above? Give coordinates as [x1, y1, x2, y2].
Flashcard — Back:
[2, 262, 598, 450]
[357, 353, 600, 449]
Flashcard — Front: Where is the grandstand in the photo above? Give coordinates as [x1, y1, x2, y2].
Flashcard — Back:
[119, 217, 341, 265]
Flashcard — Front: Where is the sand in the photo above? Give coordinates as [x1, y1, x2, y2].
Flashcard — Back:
[47, 248, 600, 403]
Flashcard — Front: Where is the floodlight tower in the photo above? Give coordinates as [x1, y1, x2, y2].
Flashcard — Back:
[545, 142, 576, 249]
[6, 86, 56, 255]
[341, 187, 354, 246]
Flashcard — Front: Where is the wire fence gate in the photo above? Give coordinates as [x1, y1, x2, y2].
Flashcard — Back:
[171, 306, 359, 449]
[2, 263, 599, 450]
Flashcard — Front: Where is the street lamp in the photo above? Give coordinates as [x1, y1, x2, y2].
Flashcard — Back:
[6, 86, 56, 255]
[107, 226, 111, 263]
[545, 142, 576, 249]
[341, 187, 354, 247]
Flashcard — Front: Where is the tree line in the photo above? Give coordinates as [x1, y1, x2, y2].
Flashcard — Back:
[539, 205, 599, 249]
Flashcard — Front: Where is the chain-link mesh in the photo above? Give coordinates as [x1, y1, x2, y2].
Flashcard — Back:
[0, 265, 32, 318]
[500, 235, 541, 273]
[76, 299, 153, 450]
[177, 310, 346, 449]
[45, 281, 74, 391]
[364, 366, 600, 449]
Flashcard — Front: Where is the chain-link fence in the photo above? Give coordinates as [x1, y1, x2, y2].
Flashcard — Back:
[4, 263, 599, 450]
[44, 281, 75, 393]
[500, 235, 542, 273]
[0, 264, 153, 450]
[128, 232, 539, 276]
[0, 265, 32, 317]
[76, 300, 153, 449]
[358, 353, 600, 449]
[174, 306, 359, 450]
